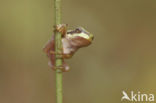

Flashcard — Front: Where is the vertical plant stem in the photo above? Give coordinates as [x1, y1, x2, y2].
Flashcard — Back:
[54, 0, 63, 103]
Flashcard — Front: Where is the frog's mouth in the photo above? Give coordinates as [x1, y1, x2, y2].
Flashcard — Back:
[67, 32, 90, 39]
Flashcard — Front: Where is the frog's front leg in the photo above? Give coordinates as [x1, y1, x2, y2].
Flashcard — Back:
[54, 24, 68, 37]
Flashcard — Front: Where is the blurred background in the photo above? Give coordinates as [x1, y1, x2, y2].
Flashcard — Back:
[0, 0, 156, 103]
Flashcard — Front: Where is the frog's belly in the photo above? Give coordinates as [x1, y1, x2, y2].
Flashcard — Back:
[62, 39, 71, 54]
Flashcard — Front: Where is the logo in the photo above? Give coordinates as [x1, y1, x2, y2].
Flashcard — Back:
[121, 91, 154, 102]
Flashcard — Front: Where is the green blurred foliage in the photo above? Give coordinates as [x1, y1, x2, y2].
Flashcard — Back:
[0, 0, 156, 103]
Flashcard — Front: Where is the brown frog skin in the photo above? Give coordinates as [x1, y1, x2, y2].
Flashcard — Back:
[43, 24, 94, 72]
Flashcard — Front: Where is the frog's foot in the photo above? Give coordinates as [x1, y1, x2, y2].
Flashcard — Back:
[48, 61, 70, 72]
[54, 24, 68, 36]
[53, 65, 70, 72]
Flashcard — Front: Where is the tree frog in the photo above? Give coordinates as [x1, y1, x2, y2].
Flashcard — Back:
[43, 24, 94, 72]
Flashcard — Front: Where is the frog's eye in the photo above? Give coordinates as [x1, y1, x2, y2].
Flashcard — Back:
[75, 28, 81, 33]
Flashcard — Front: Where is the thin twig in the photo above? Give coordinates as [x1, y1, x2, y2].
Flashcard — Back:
[54, 0, 63, 103]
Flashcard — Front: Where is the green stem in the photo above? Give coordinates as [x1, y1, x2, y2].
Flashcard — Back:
[54, 0, 63, 103]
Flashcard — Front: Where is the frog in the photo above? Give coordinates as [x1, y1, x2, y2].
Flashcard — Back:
[43, 24, 94, 72]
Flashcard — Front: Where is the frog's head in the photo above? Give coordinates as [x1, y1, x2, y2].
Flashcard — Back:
[67, 27, 94, 47]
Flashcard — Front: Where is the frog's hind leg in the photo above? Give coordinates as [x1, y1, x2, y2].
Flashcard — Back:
[62, 60, 70, 72]
[51, 59, 70, 72]
[43, 35, 55, 55]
